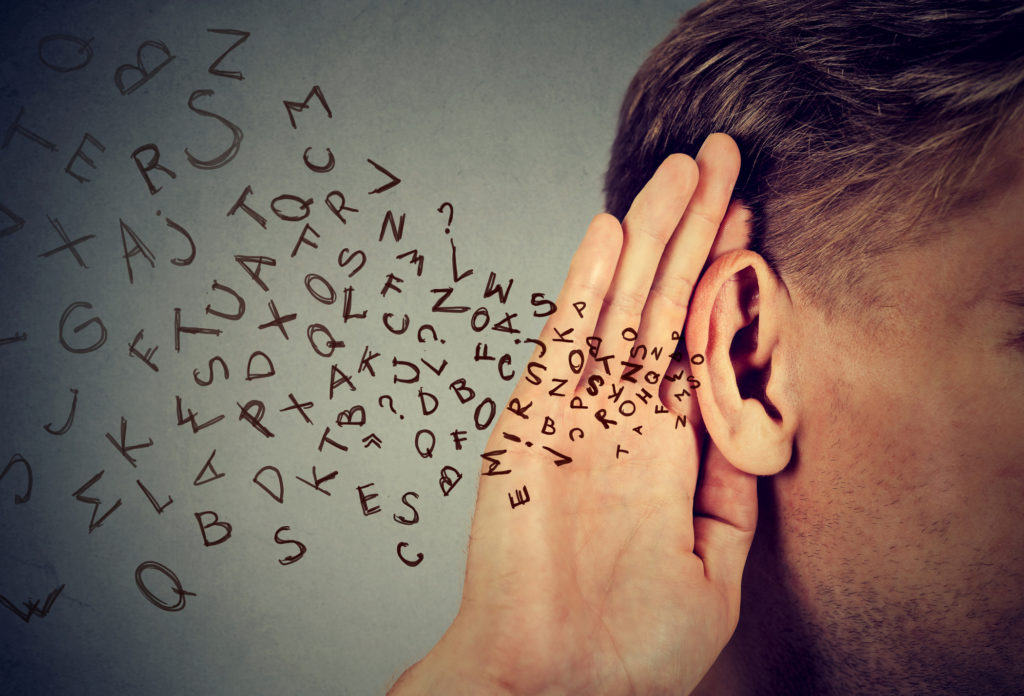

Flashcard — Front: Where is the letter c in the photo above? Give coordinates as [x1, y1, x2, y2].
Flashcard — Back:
[397, 541, 423, 567]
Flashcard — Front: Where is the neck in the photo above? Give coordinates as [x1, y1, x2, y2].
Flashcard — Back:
[692, 477, 828, 696]
[692, 640, 750, 696]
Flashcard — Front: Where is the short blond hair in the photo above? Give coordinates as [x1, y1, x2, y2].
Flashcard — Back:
[605, 0, 1024, 308]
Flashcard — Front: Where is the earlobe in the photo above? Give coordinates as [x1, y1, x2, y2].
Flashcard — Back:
[685, 249, 797, 476]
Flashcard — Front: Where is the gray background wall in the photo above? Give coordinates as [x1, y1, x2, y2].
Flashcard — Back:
[0, 2, 697, 694]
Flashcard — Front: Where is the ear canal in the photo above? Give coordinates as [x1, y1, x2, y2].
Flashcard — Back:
[736, 356, 782, 421]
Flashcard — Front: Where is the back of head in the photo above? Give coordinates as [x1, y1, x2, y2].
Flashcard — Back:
[606, 0, 1024, 308]
[608, 4, 1024, 694]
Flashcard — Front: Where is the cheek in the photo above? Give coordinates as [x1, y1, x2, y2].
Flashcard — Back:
[778, 339, 1024, 617]
[795, 352, 983, 537]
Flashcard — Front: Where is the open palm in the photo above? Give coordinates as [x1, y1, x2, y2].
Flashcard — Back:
[392, 134, 757, 696]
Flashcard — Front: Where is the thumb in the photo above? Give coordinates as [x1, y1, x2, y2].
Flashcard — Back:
[692, 440, 758, 625]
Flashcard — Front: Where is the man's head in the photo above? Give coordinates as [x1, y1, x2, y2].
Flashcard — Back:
[607, 0, 1024, 310]
[605, 1, 1024, 693]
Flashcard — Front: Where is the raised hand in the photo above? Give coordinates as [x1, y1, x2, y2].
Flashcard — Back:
[390, 134, 756, 696]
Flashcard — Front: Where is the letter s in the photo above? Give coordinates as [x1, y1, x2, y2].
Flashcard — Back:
[184, 89, 243, 170]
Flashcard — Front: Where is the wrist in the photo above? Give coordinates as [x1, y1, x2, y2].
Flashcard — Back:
[387, 626, 514, 696]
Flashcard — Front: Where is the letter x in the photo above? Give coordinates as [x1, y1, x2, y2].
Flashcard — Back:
[257, 299, 297, 339]
[38, 216, 95, 268]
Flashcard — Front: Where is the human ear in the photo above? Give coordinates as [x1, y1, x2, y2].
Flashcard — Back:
[684, 248, 797, 475]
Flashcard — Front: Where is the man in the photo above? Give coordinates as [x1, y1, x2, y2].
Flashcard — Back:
[390, 1, 1024, 693]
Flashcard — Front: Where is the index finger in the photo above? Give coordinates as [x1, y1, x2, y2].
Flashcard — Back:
[576, 153, 700, 387]
[638, 134, 741, 395]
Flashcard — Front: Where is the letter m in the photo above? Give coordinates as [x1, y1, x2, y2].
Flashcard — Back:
[283, 85, 332, 129]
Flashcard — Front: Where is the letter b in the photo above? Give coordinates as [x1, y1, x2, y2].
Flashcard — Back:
[195, 510, 232, 546]
[449, 378, 475, 404]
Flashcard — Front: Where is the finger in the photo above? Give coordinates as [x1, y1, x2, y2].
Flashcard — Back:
[509, 214, 621, 407]
[657, 349, 705, 430]
[708, 198, 751, 261]
[692, 441, 758, 625]
[577, 154, 699, 394]
[638, 134, 741, 402]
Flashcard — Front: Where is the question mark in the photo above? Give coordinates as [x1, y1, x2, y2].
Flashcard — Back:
[417, 323, 445, 345]
[437, 202, 454, 235]
[378, 394, 403, 420]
